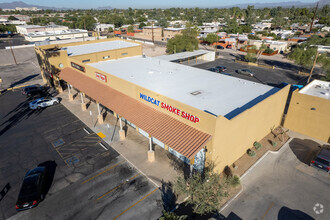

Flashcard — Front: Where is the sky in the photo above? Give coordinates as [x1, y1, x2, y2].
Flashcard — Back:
[0, 0, 318, 9]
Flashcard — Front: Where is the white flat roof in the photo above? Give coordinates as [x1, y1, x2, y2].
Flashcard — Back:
[64, 40, 140, 57]
[89, 56, 278, 118]
[156, 50, 209, 61]
[299, 80, 330, 100]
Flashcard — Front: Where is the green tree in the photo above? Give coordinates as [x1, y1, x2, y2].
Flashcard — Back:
[127, 25, 134, 33]
[139, 22, 146, 29]
[174, 163, 230, 215]
[7, 16, 18, 20]
[78, 15, 96, 30]
[166, 23, 199, 54]
[205, 33, 218, 45]
[159, 211, 187, 220]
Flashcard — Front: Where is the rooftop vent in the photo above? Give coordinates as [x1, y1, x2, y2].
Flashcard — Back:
[191, 91, 202, 96]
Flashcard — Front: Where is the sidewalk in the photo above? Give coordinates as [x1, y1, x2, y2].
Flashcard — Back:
[57, 88, 180, 188]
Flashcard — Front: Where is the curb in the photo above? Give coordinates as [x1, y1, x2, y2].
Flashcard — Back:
[219, 138, 292, 213]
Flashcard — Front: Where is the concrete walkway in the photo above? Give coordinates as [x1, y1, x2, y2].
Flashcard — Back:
[56, 88, 180, 188]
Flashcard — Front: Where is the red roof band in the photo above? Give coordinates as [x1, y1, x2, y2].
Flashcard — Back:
[59, 67, 212, 160]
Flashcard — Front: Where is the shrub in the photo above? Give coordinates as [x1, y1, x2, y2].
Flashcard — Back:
[224, 166, 233, 177]
[253, 141, 262, 150]
[248, 149, 256, 157]
[272, 141, 277, 147]
[230, 175, 240, 187]
[264, 48, 275, 54]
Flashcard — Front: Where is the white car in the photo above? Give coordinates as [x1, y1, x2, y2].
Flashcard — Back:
[29, 97, 60, 110]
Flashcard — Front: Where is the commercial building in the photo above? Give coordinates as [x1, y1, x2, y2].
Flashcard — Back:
[24, 29, 88, 42]
[35, 38, 290, 173]
[94, 24, 115, 32]
[284, 80, 330, 143]
[16, 25, 69, 35]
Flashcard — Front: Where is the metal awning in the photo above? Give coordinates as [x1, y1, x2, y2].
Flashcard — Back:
[59, 67, 212, 160]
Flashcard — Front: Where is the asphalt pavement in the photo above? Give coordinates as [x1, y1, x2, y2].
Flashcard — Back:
[220, 138, 330, 220]
[0, 90, 163, 220]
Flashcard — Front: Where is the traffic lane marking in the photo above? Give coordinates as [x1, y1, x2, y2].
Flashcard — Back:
[112, 187, 159, 220]
[260, 201, 275, 220]
[81, 160, 126, 185]
[96, 173, 141, 201]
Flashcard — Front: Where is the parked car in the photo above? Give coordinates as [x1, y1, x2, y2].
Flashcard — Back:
[216, 45, 224, 49]
[29, 97, 60, 110]
[236, 69, 254, 77]
[22, 85, 45, 97]
[226, 44, 232, 49]
[16, 166, 47, 211]
[208, 67, 220, 73]
[215, 66, 227, 72]
[310, 147, 330, 173]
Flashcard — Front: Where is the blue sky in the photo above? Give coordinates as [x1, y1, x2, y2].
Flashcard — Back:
[0, 0, 318, 9]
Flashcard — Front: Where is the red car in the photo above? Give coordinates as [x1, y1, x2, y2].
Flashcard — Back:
[226, 45, 232, 49]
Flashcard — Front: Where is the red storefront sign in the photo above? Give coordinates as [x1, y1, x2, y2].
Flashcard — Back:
[95, 72, 107, 82]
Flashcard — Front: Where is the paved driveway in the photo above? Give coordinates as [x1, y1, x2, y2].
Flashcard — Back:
[220, 138, 330, 220]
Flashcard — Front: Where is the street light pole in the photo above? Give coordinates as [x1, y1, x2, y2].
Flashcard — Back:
[307, 51, 319, 84]
[9, 40, 17, 65]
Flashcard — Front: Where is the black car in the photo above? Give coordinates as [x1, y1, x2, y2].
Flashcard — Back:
[310, 147, 330, 173]
[16, 166, 47, 211]
[208, 67, 220, 73]
[216, 45, 224, 49]
[22, 85, 46, 97]
[236, 69, 254, 77]
[215, 66, 227, 72]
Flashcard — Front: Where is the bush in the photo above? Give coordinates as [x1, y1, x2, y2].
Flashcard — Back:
[224, 165, 233, 177]
[253, 141, 262, 150]
[229, 175, 240, 187]
[264, 48, 275, 54]
[272, 141, 277, 147]
[248, 149, 256, 157]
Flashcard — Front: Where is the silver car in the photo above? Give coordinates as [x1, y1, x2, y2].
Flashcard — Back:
[236, 69, 254, 77]
[29, 97, 60, 110]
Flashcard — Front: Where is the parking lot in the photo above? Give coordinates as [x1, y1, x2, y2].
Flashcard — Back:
[0, 90, 162, 220]
[194, 54, 309, 86]
[220, 138, 330, 220]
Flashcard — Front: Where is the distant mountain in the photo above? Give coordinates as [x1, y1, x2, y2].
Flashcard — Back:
[96, 6, 113, 10]
[0, 1, 68, 10]
[224, 0, 328, 8]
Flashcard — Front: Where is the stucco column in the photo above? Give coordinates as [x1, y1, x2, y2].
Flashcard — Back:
[148, 137, 155, 162]
[80, 92, 86, 111]
[97, 102, 103, 124]
[119, 116, 125, 140]
[189, 158, 195, 177]
[55, 77, 63, 93]
[68, 84, 73, 101]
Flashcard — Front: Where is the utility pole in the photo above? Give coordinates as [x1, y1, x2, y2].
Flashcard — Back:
[9, 40, 17, 65]
[309, 2, 319, 33]
[307, 51, 319, 84]
[151, 21, 154, 43]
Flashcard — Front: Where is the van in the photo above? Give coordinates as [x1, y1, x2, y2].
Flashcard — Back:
[310, 146, 330, 173]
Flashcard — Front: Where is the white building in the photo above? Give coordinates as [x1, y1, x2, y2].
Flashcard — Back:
[16, 25, 69, 35]
[95, 24, 115, 32]
[24, 29, 88, 42]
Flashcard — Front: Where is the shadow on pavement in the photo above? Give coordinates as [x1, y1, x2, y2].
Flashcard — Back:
[9, 74, 39, 88]
[38, 160, 57, 198]
[277, 206, 315, 220]
[289, 138, 321, 165]
[0, 183, 11, 202]
[174, 202, 219, 220]
[161, 180, 177, 212]
[0, 94, 46, 136]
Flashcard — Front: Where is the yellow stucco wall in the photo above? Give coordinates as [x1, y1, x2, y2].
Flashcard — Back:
[210, 86, 290, 172]
[284, 90, 330, 142]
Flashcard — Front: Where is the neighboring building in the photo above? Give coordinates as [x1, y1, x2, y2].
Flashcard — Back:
[163, 28, 185, 41]
[250, 40, 289, 53]
[253, 22, 272, 31]
[24, 29, 88, 42]
[94, 24, 115, 32]
[35, 38, 290, 173]
[0, 14, 30, 22]
[2, 7, 39, 11]
[134, 26, 163, 41]
[16, 25, 69, 35]
[288, 37, 308, 43]
[284, 80, 330, 143]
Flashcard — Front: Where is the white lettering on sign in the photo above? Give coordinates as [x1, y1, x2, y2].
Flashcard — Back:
[95, 72, 107, 82]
